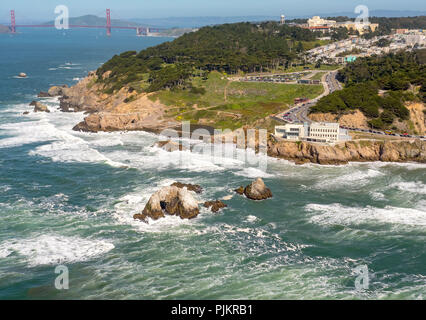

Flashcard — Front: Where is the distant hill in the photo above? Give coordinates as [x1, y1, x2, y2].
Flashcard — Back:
[129, 11, 426, 28]
[128, 16, 278, 28]
[44, 14, 140, 27]
[0, 24, 10, 34]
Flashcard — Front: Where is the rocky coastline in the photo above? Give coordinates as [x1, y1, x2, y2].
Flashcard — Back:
[35, 73, 426, 166]
[267, 139, 426, 165]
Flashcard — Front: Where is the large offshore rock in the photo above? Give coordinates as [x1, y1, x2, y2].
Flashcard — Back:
[134, 186, 200, 223]
[30, 101, 50, 113]
[244, 178, 273, 201]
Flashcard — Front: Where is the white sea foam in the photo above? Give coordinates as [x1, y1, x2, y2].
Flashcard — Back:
[0, 108, 127, 167]
[390, 181, 426, 195]
[370, 192, 386, 201]
[31, 140, 126, 167]
[306, 203, 426, 227]
[364, 161, 426, 170]
[233, 167, 274, 178]
[0, 248, 11, 258]
[312, 168, 384, 190]
[0, 234, 114, 266]
[245, 215, 259, 223]
[112, 180, 201, 233]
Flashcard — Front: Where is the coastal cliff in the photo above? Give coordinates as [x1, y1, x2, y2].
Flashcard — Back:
[44, 73, 426, 166]
[56, 73, 179, 133]
[267, 139, 426, 165]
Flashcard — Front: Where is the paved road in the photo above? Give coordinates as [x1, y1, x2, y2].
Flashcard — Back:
[273, 71, 425, 140]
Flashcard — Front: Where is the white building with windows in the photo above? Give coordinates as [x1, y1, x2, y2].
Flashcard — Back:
[308, 16, 337, 28]
[275, 122, 352, 144]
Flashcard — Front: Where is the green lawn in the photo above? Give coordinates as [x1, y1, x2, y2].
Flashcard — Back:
[150, 71, 324, 130]
[310, 72, 327, 80]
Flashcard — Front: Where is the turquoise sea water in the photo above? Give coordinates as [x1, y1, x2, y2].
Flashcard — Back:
[0, 29, 425, 300]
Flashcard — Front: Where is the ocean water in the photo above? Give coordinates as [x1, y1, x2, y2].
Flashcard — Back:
[0, 28, 425, 300]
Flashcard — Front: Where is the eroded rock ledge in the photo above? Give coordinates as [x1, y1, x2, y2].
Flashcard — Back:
[267, 139, 426, 165]
[42, 74, 426, 166]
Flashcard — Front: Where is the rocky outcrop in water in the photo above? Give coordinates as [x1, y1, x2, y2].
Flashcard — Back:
[203, 200, 227, 213]
[244, 178, 273, 201]
[48, 85, 68, 97]
[268, 139, 426, 165]
[30, 101, 50, 113]
[171, 182, 203, 194]
[37, 91, 50, 98]
[234, 186, 245, 195]
[134, 186, 200, 223]
[155, 141, 188, 152]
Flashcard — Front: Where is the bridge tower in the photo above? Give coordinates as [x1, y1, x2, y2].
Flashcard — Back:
[106, 9, 111, 36]
[10, 10, 16, 33]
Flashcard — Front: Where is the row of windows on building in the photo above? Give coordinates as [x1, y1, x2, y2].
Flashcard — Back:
[310, 128, 338, 133]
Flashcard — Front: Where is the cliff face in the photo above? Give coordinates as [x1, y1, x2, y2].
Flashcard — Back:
[309, 110, 369, 130]
[51, 74, 426, 165]
[267, 139, 426, 165]
[309, 102, 426, 136]
[56, 73, 178, 133]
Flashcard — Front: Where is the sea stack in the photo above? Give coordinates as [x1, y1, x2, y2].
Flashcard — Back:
[243, 178, 273, 201]
[30, 101, 50, 113]
[134, 186, 200, 223]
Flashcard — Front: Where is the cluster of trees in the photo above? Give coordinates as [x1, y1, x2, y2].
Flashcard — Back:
[96, 22, 320, 92]
[337, 50, 426, 89]
[146, 64, 192, 92]
[370, 16, 426, 35]
[311, 50, 425, 129]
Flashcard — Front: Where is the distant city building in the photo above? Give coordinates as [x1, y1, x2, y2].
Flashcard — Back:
[275, 122, 352, 143]
[308, 16, 336, 28]
[338, 21, 379, 35]
[303, 16, 379, 35]
[280, 15, 286, 25]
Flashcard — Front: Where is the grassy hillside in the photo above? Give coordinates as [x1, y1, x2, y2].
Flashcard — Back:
[151, 71, 323, 130]
[95, 21, 323, 93]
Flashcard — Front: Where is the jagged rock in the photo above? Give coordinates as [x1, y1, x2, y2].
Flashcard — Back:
[243, 178, 273, 201]
[134, 186, 200, 223]
[155, 140, 187, 152]
[235, 186, 245, 195]
[133, 214, 148, 223]
[48, 85, 68, 97]
[203, 200, 227, 213]
[23, 111, 29, 115]
[37, 91, 50, 98]
[171, 182, 203, 194]
[267, 139, 426, 165]
[30, 101, 50, 113]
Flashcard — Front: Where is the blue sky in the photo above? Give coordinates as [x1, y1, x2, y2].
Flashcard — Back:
[1, 0, 425, 21]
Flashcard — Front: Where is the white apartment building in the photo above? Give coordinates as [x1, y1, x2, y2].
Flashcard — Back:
[308, 16, 336, 27]
[275, 122, 352, 143]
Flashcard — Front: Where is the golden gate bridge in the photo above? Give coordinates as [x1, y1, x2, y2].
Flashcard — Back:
[8, 9, 164, 36]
